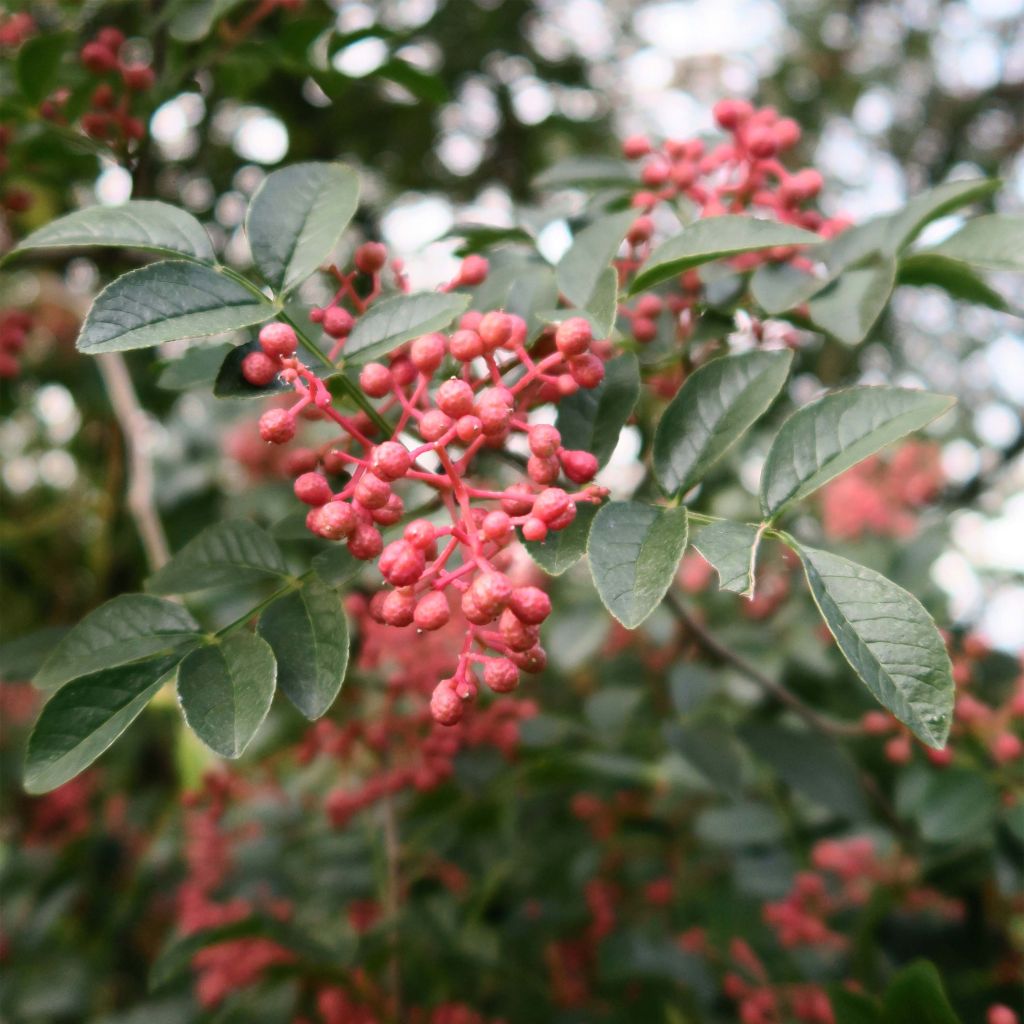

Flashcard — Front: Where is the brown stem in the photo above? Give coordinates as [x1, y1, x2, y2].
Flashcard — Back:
[96, 353, 171, 572]
[665, 591, 862, 738]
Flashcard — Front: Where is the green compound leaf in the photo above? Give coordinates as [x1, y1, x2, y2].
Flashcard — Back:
[556, 210, 635, 309]
[24, 655, 181, 794]
[344, 291, 470, 365]
[147, 520, 289, 595]
[759, 386, 954, 518]
[796, 544, 954, 748]
[259, 579, 349, 720]
[653, 350, 793, 497]
[691, 520, 762, 597]
[34, 594, 201, 692]
[11, 201, 215, 263]
[524, 501, 598, 576]
[631, 217, 822, 294]
[246, 162, 360, 295]
[556, 353, 640, 467]
[177, 631, 276, 758]
[77, 261, 272, 354]
[588, 502, 688, 628]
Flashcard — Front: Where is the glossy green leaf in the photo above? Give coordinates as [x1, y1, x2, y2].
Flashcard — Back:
[24, 655, 181, 794]
[750, 261, 826, 314]
[808, 257, 896, 344]
[77, 261, 272, 354]
[692, 520, 762, 596]
[556, 210, 635, 309]
[654, 350, 793, 497]
[524, 502, 597, 576]
[0, 628, 69, 683]
[177, 632, 276, 758]
[11, 202, 215, 263]
[760, 386, 954, 517]
[586, 265, 620, 336]
[631, 217, 822, 294]
[213, 338, 290, 399]
[147, 520, 289, 594]
[34, 594, 201, 692]
[259, 580, 349, 720]
[157, 343, 234, 391]
[588, 503, 688, 628]
[796, 545, 954, 748]
[897, 253, 1014, 312]
[556, 353, 639, 467]
[246, 162, 360, 295]
[311, 546, 365, 588]
[882, 961, 962, 1024]
[881, 178, 999, 254]
[344, 291, 470, 365]
[930, 214, 1024, 273]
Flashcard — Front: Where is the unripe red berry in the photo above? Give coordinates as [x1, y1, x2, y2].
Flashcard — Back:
[484, 658, 519, 693]
[633, 317, 658, 343]
[259, 408, 295, 444]
[259, 322, 298, 359]
[355, 241, 387, 274]
[773, 117, 801, 150]
[671, 161, 697, 189]
[461, 588, 494, 625]
[991, 732, 1023, 764]
[410, 332, 447, 374]
[527, 454, 560, 485]
[419, 408, 453, 442]
[371, 492, 405, 526]
[713, 98, 753, 130]
[121, 63, 155, 91]
[241, 350, 278, 387]
[404, 519, 437, 549]
[294, 471, 332, 506]
[627, 216, 654, 246]
[414, 590, 451, 631]
[547, 502, 577, 531]
[557, 374, 580, 397]
[476, 388, 512, 434]
[509, 586, 552, 625]
[507, 644, 547, 673]
[431, 681, 464, 726]
[322, 306, 354, 338]
[456, 415, 483, 443]
[380, 588, 415, 627]
[460, 310, 484, 331]
[555, 317, 592, 357]
[746, 126, 777, 158]
[354, 472, 391, 510]
[359, 362, 392, 397]
[560, 449, 599, 484]
[449, 329, 483, 362]
[988, 1006, 1019, 1024]
[622, 134, 652, 159]
[569, 353, 605, 389]
[481, 510, 512, 541]
[635, 295, 662, 318]
[283, 448, 318, 476]
[533, 488, 572, 524]
[348, 523, 383, 560]
[378, 540, 425, 587]
[436, 378, 475, 418]
[528, 424, 561, 458]
[469, 571, 513, 618]
[371, 441, 411, 481]
[96, 27, 125, 51]
[499, 607, 539, 651]
[458, 254, 489, 286]
[506, 314, 528, 349]
[501, 483, 535, 516]
[316, 501, 357, 539]
[478, 311, 513, 350]
[521, 517, 548, 542]
[641, 159, 670, 186]
[81, 41, 118, 73]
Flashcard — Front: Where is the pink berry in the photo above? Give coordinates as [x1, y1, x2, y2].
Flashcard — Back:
[476, 388, 512, 434]
[430, 681, 464, 726]
[532, 488, 571, 524]
[316, 501, 356, 540]
[404, 519, 437, 549]
[371, 441, 411, 482]
[436, 379, 475, 418]
[509, 586, 551, 625]
[713, 98, 753, 130]
[348, 523, 383, 560]
[461, 588, 493, 626]
[501, 483, 535, 516]
[354, 472, 391, 510]
[410, 332, 447, 374]
[372, 492, 405, 526]
[521, 517, 548, 542]
[81, 41, 118, 73]
[355, 241, 387, 274]
[322, 306, 354, 338]
[460, 310, 484, 331]
[622, 134, 652, 160]
[627, 216, 654, 245]
[419, 408, 453, 442]
[633, 317, 658, 344]
[449, 329, 483, 362]
[555, 317, 592, 357]
[746, 126, 777, 158]
[569, 353, 605, 389]
[560, 449, 599, 484]
[499, 608, 539, 651]
[381, 588, 416, 627]
[527, 455, 560, 485]
[121, 63, 155, 91]
[259, 322, 298, 359]
[547, 502, 577, 532]
[258, 408, 295, 444]
[484, 658, 519, 693]
[528, 424, 561, 458]
[294, 472, 332, 506]
[507, 644, 547, 673]
[96, 27, 125, 51]
[359, 362, 392, 398]
[988, 1006, 1019, 1024]
[481, 510, 512, 542]
[456, 415, 483, 444]
[411, 590, 448, 631]
[469, 572, 513, 618]
[773, 117, 801, 150]
[458, 255, 489, 286]
[241, 350, 278, 387]
[478, 311, 512, 350]
[378, 540, 425, 587]
[991, 733, 1023, 764]
[641, 159, 670, 187]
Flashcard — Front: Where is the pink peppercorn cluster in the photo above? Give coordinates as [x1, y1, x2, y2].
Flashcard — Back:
[614, 100, 850, 349]
[862, 632, 1024, 767]
[243, 250, 609, 725]
[65, 28, 152, 146]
